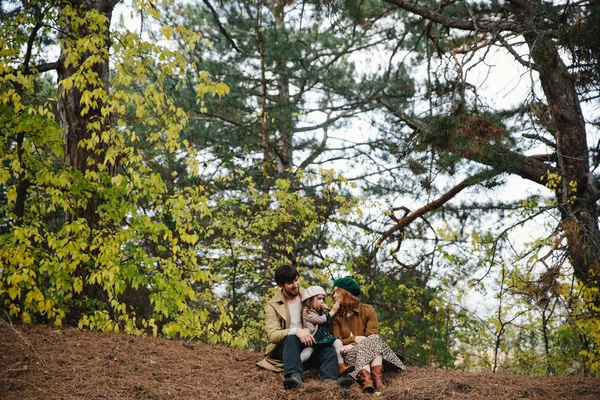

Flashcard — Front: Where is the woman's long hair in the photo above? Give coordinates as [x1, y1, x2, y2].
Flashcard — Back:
[335, 287, 360, 315]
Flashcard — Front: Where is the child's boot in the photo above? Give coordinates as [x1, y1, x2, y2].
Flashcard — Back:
[338, 363, 355, 376]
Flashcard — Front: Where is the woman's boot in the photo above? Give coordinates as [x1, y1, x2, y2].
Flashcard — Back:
[371, 365, 384, 391]
[358, 368, 376, 393]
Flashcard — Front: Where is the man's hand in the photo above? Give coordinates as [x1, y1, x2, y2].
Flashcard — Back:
[340, 344, 354, 356]
[296, 328, 315, 346]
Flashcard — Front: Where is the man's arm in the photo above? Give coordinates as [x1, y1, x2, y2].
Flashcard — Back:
[265, 302, 315, 346]
[265, 302, 289, 344]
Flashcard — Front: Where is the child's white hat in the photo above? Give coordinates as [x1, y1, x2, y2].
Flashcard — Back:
[301, 285, 327, 302]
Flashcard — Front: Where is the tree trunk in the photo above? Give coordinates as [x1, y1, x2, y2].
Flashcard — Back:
[57, 0, 118, 324]
[272, 4, 293, 175]
[57, 0, 118, 228]
[513, 0, 600, 287]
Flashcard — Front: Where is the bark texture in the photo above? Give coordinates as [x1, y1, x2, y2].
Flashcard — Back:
[57, 0, 119, 228]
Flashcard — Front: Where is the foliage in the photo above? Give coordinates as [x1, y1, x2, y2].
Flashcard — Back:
[370, 270, 458, 368]
[0, 0, 231, 340]
[3, 0, 600, 380]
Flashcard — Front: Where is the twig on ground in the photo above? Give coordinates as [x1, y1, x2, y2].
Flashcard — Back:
[3, 366, 29, 377]
[0, 317, 47, 366]
[437, 379, 450, 399]
[183, 336, 196, 348]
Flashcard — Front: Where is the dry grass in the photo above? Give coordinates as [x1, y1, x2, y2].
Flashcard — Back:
[1, 323, 600, 399]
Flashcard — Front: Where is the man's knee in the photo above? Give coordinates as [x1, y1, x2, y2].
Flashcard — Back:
[283, 335, 300, 343]
[317, 345, 338, 380]
[323, 345, 336, 356]
[320, 345, 337, 362]
[283, 335, 302, 348]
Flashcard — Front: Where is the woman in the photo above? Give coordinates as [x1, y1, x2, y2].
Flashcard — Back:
[331, 277, 405, 393]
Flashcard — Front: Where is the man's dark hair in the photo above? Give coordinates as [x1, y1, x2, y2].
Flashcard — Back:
[274, 264, 299, 286]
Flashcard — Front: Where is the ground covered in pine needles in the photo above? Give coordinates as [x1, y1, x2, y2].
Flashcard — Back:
[2, 322, 600, 400]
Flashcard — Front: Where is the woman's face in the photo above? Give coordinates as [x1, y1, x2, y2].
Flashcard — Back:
[332, 286, 343, 304]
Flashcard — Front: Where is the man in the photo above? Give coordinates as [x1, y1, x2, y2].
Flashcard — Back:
[257, 265, 353, 389]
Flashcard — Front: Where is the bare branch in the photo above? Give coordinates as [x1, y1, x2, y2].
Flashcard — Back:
[522, 133, 556, 149]
[202, 0, 242, 54]
[496, 33, 540, 71]
[376, 169, 502, 250]
[33, 62, 60, 73]
[297, 116, 329, 170]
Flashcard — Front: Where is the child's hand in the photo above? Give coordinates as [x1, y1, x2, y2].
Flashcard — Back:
[329, 301, 340, 316]
[321, 303, 330, 312]
[340, 344, 354, 356]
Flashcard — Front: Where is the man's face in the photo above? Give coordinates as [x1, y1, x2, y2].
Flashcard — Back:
[281, 277, 300, 299]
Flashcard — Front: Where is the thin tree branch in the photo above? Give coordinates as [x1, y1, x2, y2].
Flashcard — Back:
[522, 133, 556, 148]
[496, 33, 540, 71]
[202, 0, 242, 54]
[33, 61, 60, 73]
[376, 169, 502, 250]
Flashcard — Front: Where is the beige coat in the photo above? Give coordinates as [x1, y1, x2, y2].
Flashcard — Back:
[256, 287, 305, 372]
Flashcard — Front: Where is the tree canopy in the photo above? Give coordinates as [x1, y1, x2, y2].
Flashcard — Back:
[2, 0, 600, 377]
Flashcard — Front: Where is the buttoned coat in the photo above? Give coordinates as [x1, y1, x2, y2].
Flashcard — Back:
[256, 287, 305, 372]
[331, 303, 378, 345]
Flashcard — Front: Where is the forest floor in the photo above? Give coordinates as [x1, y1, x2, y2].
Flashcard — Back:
[1, 322, 600, 400]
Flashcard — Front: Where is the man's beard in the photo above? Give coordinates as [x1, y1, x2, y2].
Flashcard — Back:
[284, 287, 299, 298]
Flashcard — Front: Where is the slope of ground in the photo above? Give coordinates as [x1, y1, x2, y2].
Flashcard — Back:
[1, 322, 600, 400]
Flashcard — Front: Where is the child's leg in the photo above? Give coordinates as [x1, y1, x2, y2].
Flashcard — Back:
[333, 339, 345, 364]
[300, 346, 314, 363]
[333, 339, 355, 376]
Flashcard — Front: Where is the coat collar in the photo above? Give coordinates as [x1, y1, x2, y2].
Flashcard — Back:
[268, 287, 305, 305]
[267, 287, 305, 326]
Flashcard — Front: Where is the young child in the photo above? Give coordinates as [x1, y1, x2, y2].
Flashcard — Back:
[300, 286, 354, 376]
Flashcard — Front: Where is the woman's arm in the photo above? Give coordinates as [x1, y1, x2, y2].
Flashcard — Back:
[332, 314, 356, 345]
[364, 305, 379, 336]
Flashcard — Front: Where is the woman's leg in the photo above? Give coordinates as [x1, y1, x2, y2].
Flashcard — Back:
[346, 336, 391, 380]
[348, 336, 382, 392]
[370, 355, 384, 391]
[357, 366, 375, 393]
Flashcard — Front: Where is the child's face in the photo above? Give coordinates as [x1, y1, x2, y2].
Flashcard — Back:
[311, 294, 326, 309]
